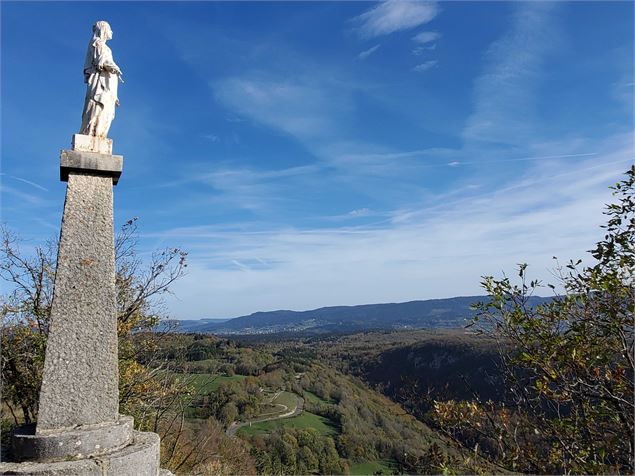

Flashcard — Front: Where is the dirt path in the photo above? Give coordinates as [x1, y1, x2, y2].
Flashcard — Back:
[227, 396, 304, 437]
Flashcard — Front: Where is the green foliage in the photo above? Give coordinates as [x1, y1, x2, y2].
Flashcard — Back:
[250, 427, 346, 475]
[0, 232, 55, 424]
[435, 166, 635, 474]
[0, 221, 254, 474]
[219, 402, 238, 427]
[349, 459, 397, 475]
[176, 372, 247, 394]
[156, 331, 469, 474]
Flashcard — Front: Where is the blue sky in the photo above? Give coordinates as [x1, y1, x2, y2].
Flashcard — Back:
[1, 1, 633, 319]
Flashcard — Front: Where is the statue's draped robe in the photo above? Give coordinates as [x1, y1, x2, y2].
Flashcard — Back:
[79, 38, 120, 138]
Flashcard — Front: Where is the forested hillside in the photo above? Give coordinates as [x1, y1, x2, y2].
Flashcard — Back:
[140, 333, 481, 474]
[307, 330, 503, 417]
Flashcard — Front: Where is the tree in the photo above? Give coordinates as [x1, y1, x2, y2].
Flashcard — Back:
[1, 231, 56, 424]
[0, 219, 201, 472]
[219, 402, 238, 427]
[433, 166, 635, 474]
[0, 220, 263, 475]
[1, 218, 187, 423]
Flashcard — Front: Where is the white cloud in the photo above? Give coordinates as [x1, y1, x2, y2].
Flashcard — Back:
[412, 43, 437, 55]
[202, 133, 219, 142]
[214, 76, 351, 140]
[7, 175, 49, 192]
[353, 0, 438, 39]
[154, 2, 631, 320]
[413, 60, 438, 72]
[0, 183, 46, 205]
[163, 164, 323, 214]
[412, 31, 440, 44]
[411, 30, 440, 55]
[159, 136, 632, 319]
[358, 44, 381, 60]
[349, 208, 372, 217]
[462, 2, 560, 145]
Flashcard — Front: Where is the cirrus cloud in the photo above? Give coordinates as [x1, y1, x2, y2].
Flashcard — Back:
[412, 30, 440, 44]
[413, 60, 438, 72]
[358, 44, 381, 60]
[353, 0, 438, 39]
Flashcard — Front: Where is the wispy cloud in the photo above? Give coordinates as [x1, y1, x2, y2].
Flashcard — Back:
[214, 76, 351, 140]
[412, 30, 440, 55]
[349, 208, 372, 217]
[413, 44, 437, 55]
[202, 133, 219, 142]
[160, 164, 323, 214]
[412, 31, 440, 44]
[0, 185, 47, 209]
[358, 44, 381, 60]
[353, 0, 438, 39]
[462, 2, 560, 145]
[9, 176, 49, 192]
[161, 139, 633, 318]
[413, 60, 438, 72]
[154, 2, 631, 319]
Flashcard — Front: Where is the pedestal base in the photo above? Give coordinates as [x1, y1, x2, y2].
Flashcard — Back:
[0, 431, 163, 476]
[11, 415, 133, 462]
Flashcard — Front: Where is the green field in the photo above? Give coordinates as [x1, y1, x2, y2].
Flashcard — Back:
[349, 459, 397, 475]
[237, 411, 338, 437]
[173, 373, 246, 393]
[303, 390, 329, 405]
[271, 391, 298, 409]
[256, 391, 299, 418]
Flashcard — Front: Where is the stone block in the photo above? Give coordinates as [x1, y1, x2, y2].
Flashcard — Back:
[72, 134, 113, 154]
[98, 432, 161, 476]
[0, 431, 161, 476]
[60, 150, 123, 185]
[37, 173, 119, 432]
[12, 416, 133, 462]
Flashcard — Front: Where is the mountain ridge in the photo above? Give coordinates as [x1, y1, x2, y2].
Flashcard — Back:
[170, 295, 551, 335]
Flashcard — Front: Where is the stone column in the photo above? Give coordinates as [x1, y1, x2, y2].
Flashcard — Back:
[0, 135, 170, 476]
[37, 151, 121, 431]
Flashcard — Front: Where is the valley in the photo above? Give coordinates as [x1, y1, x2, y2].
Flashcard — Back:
[148, 329, 495, 474]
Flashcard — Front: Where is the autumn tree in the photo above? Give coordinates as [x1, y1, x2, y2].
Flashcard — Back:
[1, 218, 187, 424]
[0, 232, 55, 424]
[0, 219, 222, 473]
[434, 166, 635, 474]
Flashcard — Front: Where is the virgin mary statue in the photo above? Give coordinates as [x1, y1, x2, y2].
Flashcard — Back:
[79, 21, 123, 138]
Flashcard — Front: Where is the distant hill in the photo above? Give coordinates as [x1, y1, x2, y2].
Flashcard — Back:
[170, 296, 551, 335]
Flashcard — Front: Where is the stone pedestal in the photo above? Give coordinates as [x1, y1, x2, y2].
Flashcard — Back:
[0, 431, 162, 475]
[0, 137, 169, 475]
[37, 170, 119, 431]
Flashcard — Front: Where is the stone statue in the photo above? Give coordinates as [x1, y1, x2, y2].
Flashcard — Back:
[79, 21, 123, 138]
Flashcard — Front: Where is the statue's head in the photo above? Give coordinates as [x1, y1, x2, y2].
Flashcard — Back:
[92, 21, 113, 41]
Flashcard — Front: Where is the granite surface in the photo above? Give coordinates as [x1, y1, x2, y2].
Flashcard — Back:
[37, 173, 119, 432]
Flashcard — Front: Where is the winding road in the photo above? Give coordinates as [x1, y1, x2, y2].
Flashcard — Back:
[227, 395, 304, 437]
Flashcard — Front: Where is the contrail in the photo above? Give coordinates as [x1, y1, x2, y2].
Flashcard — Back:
[447, 152, 598, 167]
[9, 175, 49, 192]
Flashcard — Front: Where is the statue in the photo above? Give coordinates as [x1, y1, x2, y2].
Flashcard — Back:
[79, 21, 123, 138]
